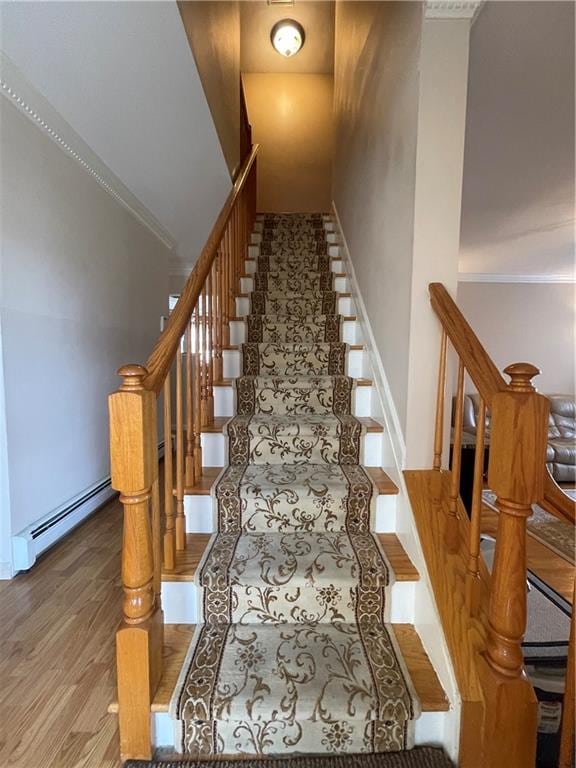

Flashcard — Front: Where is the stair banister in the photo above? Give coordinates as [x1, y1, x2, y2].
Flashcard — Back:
[428, 282, 574, 768]
[109, 145, 258, 760]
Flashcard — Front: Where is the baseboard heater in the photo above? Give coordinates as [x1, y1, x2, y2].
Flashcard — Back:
[12, 441, 165, 573]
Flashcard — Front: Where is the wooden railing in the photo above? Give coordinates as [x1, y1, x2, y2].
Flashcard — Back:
[429, 282, 575, 768]
[109, 145, 258, 760]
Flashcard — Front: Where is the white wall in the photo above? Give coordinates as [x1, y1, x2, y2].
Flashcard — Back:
[460, 1, 575, 278]
[0, 98, 171, 575]
[332, 0, 423, 430]
[457, 281, 576, 395]
[0, 1, 232, 274]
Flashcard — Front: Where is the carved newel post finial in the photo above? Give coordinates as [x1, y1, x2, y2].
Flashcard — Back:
[504, 362, 541, 393]
[118, 364, 148, 391]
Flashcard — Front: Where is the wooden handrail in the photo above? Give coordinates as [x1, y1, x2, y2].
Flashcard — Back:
[429, 283, 506, 400]
[144, 144, 259, 395]
[429, 281, 574, 527]
[541, 470, 575, 524]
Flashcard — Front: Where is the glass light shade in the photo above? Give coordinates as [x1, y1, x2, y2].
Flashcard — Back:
[270, 19, 305, 58]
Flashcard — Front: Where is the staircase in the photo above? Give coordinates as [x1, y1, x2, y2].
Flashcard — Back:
[109, 148, 575, 766]
[152, 213, 448, 757]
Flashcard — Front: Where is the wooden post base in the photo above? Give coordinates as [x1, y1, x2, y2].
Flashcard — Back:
[478, 657, 538, 768]
[116, 609, 164, 761]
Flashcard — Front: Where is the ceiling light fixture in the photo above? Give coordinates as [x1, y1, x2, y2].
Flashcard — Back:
[270, 19, 305, 58]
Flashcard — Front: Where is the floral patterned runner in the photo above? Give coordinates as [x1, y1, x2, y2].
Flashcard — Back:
[171, 213, 419, 756]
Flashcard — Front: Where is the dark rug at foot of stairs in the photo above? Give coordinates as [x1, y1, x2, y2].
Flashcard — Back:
[125, 748, 454, 768]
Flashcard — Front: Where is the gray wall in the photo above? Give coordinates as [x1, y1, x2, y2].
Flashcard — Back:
[0, 99, 170, 571]
[457, 282, 575, 395]
[460, 1, 575, 277]
[332, 0, 422, 429]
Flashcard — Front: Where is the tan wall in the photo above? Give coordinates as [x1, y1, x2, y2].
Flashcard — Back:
[179, 1, 241, 178]
[457, 282, 576, 395]
[243, 73, 333, 213]
[332, 1, 422, 428]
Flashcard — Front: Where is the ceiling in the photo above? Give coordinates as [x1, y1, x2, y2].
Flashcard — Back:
[459, 1, 575, 278]
[0, 1, 231, 269]
[241, 1, 335, 74]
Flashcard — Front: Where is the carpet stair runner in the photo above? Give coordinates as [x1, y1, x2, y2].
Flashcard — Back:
[170, 213, 420, 757]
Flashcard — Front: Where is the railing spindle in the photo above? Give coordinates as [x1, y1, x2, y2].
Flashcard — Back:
[213, 254, 223, 382]
[433, 329, 448, 470]
[193, 304, 203, 478]
[446, 358, 465, 552]
[184, 323, 195, 489]
[162, 370, 175, 570]
[205, 268, 214, 424]
[174, 341, 185, 550]
[466, 395, 486, 616]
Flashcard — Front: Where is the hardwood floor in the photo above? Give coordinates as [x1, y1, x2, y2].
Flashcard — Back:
[0, 499, 123, 768]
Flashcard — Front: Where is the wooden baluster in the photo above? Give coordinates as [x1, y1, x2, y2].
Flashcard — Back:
[109, 365, 163, 760]
[479, 362, 548, 768]
[184, 324, 195, 489]
[174, 341, 186, 550]
[222, 228, 231, 348]
[200, 285, 208, 426]
[227, 223, 235, 321]
[205, 269, 214, 424]
[213, 254, 223, 382]
[162, 370, 175, 570]
[433, 329, 448, 470]
[193, 304, 203, 478]
[446, 358, 465, 552]
[559, 579, 575, 768]
[466, 394, 486, 616]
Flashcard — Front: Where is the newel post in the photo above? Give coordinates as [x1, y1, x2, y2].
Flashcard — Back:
[479, 363, 549, 767]
[109, 364, 164, 760]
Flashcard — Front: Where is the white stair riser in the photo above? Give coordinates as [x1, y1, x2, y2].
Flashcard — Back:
[214, 381, 373, 418]
[235, 296, 354, 317]
[230, 318, 360, 345]
[183, 492, 397, 535]
[200, 430, 383, 468]
[161, 578, 415, 626]
[240, 275, 349, 293]
[151, 709, 450, 750]
[223, 347, 367, 379]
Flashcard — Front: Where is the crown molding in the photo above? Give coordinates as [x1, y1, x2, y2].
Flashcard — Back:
[458, 272, 576, 284]
[0, 51, 175, 251]
[425, 1, 484, 21]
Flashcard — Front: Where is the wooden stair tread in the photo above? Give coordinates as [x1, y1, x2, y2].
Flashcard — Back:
[163, 531, 414, 583]
[377, 534, 419, 580]
[185, 466, 398, 497]
[200, 416, 382, 435]
[109, 622, 446, 715]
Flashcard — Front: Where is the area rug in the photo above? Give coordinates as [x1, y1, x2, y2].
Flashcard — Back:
[482, 489, 575, 564]
[124, 747, 454, 767]
[480, 538, 572, 665]
[169, 213, 420, 758]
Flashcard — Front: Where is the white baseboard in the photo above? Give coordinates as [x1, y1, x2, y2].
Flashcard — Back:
[0, 561, 14, 580]
[330, 202, 407, 470]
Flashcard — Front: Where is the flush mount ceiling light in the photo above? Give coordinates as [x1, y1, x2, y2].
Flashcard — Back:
[270, 19, 305, 58]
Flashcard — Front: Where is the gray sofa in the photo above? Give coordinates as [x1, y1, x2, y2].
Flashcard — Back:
[461, 393, 575, 484]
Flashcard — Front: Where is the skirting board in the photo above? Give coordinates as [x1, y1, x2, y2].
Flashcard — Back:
[330, 201, 407, 470]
